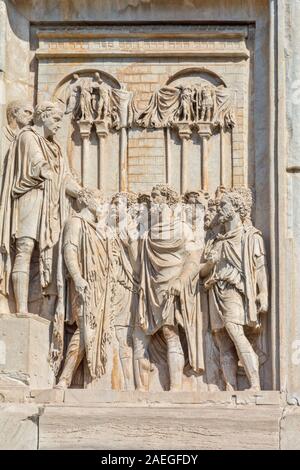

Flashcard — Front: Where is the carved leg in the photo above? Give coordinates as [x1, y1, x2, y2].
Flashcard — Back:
[12, 237, 35, 313]
[133, 326, 150, 392]
[55, 324, 85, 389]
[162, 325, 184, 392]
[225, 322, 261, 391]
[214, 329, 238, 391]
[115, 326, 134, 391]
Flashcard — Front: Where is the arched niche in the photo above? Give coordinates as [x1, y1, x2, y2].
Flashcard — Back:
[166, 67, 227, 88]
[53, 69, 128, 194]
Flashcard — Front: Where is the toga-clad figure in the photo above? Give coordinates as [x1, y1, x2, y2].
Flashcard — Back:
[0, 101, 82, 313]
[136, 184, 204, 391]
[51, 189, 112, 388]
[202, 189, 268, 391]
[109, 192, 139, 391]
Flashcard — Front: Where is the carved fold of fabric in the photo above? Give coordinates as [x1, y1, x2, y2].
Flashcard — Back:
[136, 85, 235, 129]
[0, 138, 17, 294]
[138, 218, 204, 374]
[136, 86, 181, 128]
[80, 217, 112, 379]
[49, 233, 66, 376]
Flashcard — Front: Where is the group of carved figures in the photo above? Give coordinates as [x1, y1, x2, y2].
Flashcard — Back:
[66, 72, 111, 123]
[176, 84, 216, 122]
[0, 100, 268, 393]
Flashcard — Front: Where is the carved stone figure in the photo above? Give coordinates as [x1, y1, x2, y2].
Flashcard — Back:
[178, 86, 194, 122]
[200, 86, 215, 122]
[65, 73, 81, 117]
[201, 188, 269, 391]
[93, 72, 110, 121]
[137, 82, 235, 130]
[0, 101, 82, 312]
[135, 184, 204, 391]
[53, 189, 112, 389]
[2, 100, 33, 146]
[109, 192, 139, 390]
[78, 79, 95, 123]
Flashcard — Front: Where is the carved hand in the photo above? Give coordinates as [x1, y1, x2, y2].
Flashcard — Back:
[206, 248, 220, 266]
[256, 292, 268, 313]
[40, 163, 54, 180]
[74, 276, 89, 303]
[168, 278, 182, 297]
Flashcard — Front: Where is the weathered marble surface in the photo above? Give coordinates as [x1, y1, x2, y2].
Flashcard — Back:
[0, 404, 39, 450]
[0, 0, 299, 451]
[0, 314, 55, 389]
[38, 404, 281, 450]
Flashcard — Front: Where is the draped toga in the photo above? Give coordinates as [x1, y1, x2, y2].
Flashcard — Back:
[49, 215, 112, 379]
[138, 218, 204, 374]
[0, 126, 71, 294]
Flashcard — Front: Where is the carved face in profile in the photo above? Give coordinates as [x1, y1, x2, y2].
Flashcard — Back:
[110, 195, 127, 223]
[15, 104, 33, 128]
[42, 110, 63, 137]
[151, 188, 167, 206]
[218, 195, 236, 224]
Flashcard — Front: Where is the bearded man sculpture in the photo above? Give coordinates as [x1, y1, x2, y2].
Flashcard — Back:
[202, 189, 268, 391]
[0, 101, 82, 313]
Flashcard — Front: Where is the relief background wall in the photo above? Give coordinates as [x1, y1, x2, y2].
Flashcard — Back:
[0, 0, 295, 396]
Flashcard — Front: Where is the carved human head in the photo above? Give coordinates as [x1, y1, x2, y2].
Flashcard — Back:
[77, 188, 103, 220]
[184, 190, 208, 206]
[110, 192, 137, 223]
[151, 184, 179, 207]
[94, 72, 103, 84]
[204, 198, 218, 230]
[184, 190, 207, 226]
[33, 101, 64, 138]
[6, 101, 33, 129]
[217, 188, 251, 225]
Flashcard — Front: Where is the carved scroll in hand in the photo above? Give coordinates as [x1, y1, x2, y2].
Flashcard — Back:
[136, 83, 235, 130]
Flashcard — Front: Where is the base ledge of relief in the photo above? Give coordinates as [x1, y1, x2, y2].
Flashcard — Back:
[0, 388, 284, 406]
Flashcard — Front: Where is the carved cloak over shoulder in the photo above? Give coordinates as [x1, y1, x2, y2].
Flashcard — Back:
[50, 215, 112, 379]
[0, 127, 70, 294]
[138, 219, 204, 374]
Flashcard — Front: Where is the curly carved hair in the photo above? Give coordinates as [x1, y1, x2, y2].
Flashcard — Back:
[33, 101, 64, 125]
[220, 187, 253, 223]
[6, 100, 33, 125]
[111, 191, 138, 207]
[151, 184, 180, 205]
[77, 188, 103, 207]
[183, 189, 209, 206]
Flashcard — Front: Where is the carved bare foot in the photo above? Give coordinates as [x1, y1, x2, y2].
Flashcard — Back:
[54, 379, 69, 390]
[245, 385, 261, 392]
[225, 383, 236, 392]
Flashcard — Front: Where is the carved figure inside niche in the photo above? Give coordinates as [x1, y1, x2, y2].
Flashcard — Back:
[201, 189, 268, 391]
[200, 86, 215, 122]
[177, 86, 194, 122]
[93, 72, 110, 121]
[135, 184, 204, 391]
[79, 79, 95, 123]
[0, 101, 82, 312]
[54, 189, 112, 389]
[108, 192, 139, 390]
[65, 73, 81, 117]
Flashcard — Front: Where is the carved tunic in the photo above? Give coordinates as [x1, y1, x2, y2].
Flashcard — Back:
[205, 225, 266, 330]
[62, 215, 112, 378]
[138, 217, 204, 373]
